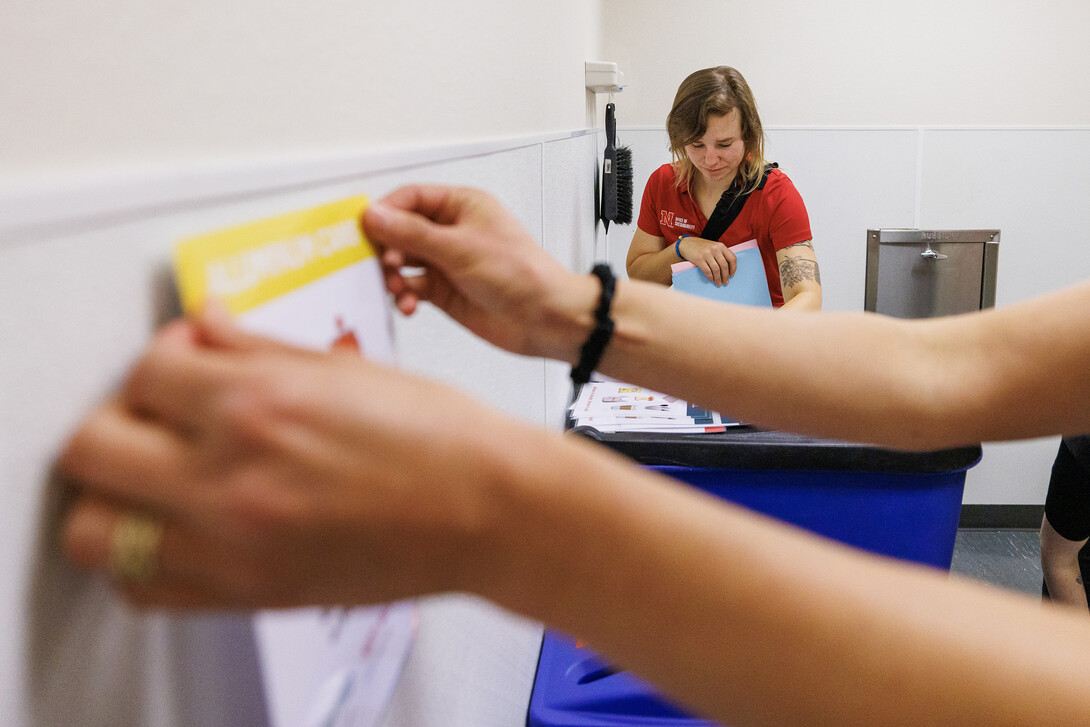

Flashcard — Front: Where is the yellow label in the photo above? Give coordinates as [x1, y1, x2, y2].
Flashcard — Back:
[174, 196, 372, 315]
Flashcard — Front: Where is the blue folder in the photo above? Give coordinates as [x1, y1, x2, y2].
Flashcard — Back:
[670, 240, 772, 307]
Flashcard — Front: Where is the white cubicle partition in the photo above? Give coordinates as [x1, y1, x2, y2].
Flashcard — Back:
[0, 131, 598, 727]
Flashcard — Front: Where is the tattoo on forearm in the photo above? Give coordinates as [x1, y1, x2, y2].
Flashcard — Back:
[779, 257, 821, 287]
[785, 240, 814, 251]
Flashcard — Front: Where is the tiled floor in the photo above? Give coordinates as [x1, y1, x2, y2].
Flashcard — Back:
[949, 529, 1042, 597]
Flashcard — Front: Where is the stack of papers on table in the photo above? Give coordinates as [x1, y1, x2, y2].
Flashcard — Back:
[570, 381, 737, 433]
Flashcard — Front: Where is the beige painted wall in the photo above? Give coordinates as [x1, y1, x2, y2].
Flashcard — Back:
[0, 0, 601, 182]
[602, 0, 1090, 127]
[6, 0, 1090, 187]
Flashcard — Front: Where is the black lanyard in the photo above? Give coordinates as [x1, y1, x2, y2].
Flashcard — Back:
[699, 163, 776, 241]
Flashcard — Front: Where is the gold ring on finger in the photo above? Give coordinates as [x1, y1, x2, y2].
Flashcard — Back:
[108, 513, 164, 585]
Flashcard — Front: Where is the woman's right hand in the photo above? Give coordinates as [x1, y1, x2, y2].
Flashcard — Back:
[678, 236, 737, 287]
[363, 186, 598, 363]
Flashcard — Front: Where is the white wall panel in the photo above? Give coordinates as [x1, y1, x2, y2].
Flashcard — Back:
[380, 595, 543, 727]
[373, 145, 550, 424]
[918, 129, 1090, 301]
[542, 133, 601, 430]
[766, 128, 919, 312]
[919, 128, 1090, 503]
[0, 132, 598, 727]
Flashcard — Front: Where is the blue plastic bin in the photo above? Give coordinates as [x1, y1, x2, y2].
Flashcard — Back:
[655, 464, 970, 568]
[526, 421, 981, 727]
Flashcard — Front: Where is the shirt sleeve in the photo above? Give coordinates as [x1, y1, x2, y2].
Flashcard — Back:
[765, 173, 813, 251]
[636, 165, 667, 237]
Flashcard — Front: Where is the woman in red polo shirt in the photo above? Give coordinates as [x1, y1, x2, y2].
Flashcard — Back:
[626, 66, 822, 310]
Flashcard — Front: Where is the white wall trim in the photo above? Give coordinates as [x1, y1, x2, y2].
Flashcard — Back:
[620, 124, 1090, 132]
[0, 130, 596, 240]
[914, 128, 925, 229]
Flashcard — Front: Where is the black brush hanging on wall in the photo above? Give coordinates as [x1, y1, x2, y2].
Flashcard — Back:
[599, 102, 632, 231]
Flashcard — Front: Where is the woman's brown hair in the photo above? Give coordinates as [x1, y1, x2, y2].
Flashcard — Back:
[666, 66, 766, 194]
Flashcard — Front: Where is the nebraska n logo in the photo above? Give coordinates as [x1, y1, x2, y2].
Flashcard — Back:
[660, 210, 674, 226]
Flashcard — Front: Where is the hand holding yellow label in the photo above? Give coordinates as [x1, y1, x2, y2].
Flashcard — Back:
[174, 196, 373, 315]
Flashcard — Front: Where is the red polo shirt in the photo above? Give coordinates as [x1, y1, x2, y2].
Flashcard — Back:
[637, 164, 812, 307]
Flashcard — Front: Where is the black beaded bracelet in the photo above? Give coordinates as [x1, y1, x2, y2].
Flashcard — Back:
[570, 264, 616, 386]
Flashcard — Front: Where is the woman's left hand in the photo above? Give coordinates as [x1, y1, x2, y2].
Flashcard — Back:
[57, 305, 521, 609]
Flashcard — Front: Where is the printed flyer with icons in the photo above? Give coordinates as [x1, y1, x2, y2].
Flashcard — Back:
[569, 380, 737, 433]
[174, 196, 416, 727]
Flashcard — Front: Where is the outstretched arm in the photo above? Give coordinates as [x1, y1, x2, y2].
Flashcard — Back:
[365, 185, 1090, 449]
[597, 277, 1090, 449]
[58, 307, 1090, 727]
